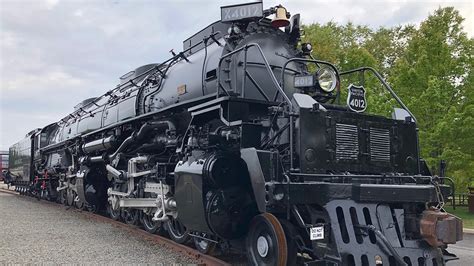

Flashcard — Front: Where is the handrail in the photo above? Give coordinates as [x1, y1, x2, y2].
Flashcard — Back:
[280, 61, 417, 124]
[216, 43, 293, 109]
[339, 67, 417, 123]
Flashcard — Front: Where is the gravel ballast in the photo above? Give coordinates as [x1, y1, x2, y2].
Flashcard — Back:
[0, 190, 198, 264]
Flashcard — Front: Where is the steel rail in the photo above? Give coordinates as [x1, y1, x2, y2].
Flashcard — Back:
[0, 188, 230, 266]
[80, 212, 230, 266]
[0, 187, 19, 196]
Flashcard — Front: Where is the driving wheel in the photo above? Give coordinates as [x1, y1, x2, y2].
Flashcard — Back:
[165, 217, 190, 244]
[107, 202, 121, 221]
[74, 192, 84, 209]
[59, 189, 67, 205]
[66, 189, 74, 206]
[141, 212, 163, 234]
[246, 213, 287, 266]
[122, 208, 139, 225]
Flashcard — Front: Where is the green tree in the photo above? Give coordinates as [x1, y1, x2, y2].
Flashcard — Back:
[390, 7, 473, 191]
[303, 7, 473, 191]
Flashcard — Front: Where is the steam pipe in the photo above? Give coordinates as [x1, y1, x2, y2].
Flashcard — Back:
[89, 156, 105, 163]
[108, 121, 175, 161]
[108, 134, 135, 160]
[106, 164, 125, 179]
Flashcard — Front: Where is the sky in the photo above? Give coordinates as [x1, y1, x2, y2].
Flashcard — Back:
[0, 0, 472, 151]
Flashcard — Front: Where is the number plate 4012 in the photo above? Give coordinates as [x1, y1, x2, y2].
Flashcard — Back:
[347, 84, 367, 113]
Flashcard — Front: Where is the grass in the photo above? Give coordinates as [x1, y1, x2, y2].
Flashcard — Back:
[444, 205, 474, 229]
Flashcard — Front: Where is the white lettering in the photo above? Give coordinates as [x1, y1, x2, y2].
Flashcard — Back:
[224, 9, 231, 19]
[252, 6, 258, 16]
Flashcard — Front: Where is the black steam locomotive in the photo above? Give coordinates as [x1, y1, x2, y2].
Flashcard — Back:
[8, 2, 462, 265]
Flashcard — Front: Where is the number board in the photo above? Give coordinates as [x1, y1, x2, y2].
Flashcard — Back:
[347, 84, 367, 112]
[294, 75, 315, 88]
[221, 2, 263, 23]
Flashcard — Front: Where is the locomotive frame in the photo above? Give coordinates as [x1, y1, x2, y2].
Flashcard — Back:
[8, 2, 463, 266]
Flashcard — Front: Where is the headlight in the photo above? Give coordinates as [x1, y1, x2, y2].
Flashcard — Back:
[317, 67, 338, 92]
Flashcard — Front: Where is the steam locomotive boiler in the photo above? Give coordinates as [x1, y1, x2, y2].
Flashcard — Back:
[8, 2, 463, 265]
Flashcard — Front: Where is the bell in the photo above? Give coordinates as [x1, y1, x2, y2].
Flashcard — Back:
[271, 5, 290, 28]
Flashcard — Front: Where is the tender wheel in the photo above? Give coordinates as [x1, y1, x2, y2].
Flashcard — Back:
[165, 217, 190, 244]
[35, 187, 41, 201]
[41, 189, 49, 200]
[141, 212, 163, 234]
[246, 213, 288, 266]
[193, 235, 217, 254]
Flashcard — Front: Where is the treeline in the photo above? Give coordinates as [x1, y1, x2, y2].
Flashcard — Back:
[303, 7, 473, 191]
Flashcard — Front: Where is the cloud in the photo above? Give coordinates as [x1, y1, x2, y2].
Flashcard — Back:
[0, 0, 472, 150]
[73, 9, 84, 18]
[44, 0, 60, 10]
[4, 69, 83, 93]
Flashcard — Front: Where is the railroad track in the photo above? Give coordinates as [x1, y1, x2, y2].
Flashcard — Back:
[0, 187, 231, 266]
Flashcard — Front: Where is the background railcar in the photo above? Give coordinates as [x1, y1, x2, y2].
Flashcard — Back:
[8, 131, 36, 185]
[0, 150, 9, 181]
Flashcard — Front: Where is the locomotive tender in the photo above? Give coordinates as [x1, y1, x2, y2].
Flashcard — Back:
[8, 2, 463, 265]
